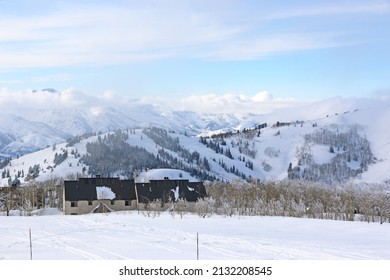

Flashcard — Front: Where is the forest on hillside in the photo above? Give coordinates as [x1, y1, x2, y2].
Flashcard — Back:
[80, 129, 217, 181]
[1, 124, 377, 186]
[288, 125, 374, 184]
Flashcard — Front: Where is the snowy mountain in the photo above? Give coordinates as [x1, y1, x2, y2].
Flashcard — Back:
[0, 112, 69, 157]
[0, 98, 260, 158]
[0, 95, 389, 186]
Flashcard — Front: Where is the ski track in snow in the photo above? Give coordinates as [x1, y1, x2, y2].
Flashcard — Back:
[1, 212, 390, 260]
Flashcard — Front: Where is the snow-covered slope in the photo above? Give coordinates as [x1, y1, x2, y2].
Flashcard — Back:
[0, 113, 69, 157]
[0, 96, 389, 185]
[0, 103, 259, 158]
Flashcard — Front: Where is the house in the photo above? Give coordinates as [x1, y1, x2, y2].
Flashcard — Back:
[63, 177, 137, 215]
[64, 176, 207, 215]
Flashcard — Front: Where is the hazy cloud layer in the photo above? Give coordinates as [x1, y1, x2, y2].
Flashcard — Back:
[1, 1, 388, 68]
[180, 93, 312, 114]
[0, 88, 313, 115]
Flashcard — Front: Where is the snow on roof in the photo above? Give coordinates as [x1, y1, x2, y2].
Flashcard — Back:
[96, 186, 116, 200]
[171, 186, 179, 201]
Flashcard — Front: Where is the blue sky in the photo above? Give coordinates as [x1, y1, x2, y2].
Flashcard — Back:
[1, 0, 389, 105]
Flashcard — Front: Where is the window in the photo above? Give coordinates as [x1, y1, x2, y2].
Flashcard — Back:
[111, 200, 115, 205]
[125, 200, 130, 206]
[71, 201, 78, 207]
[88, 201, 93, 206]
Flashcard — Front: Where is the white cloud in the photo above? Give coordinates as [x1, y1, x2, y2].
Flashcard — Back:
[205, 32, 354, 60]
[0, 88, 91, 111]
[59, 88, 91, 107]
[0, 2, 240, 68]
[0, 88, 312, 116]
[0, 1, 386, 68]
[182, 93, 312, 114]
[252, 91, 273, 102]
[137, 91, 313, 114]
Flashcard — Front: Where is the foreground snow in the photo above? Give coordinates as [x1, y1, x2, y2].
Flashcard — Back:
[1, 211, 389, 260]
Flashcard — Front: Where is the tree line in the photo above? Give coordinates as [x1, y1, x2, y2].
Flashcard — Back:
[196, 180, 390, 224]
[0, 178, 63, 216]
[2, 176, 389, 224]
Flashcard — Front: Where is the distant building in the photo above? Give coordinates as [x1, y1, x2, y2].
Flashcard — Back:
[63, 176, 206, 215]
[63, 177, 136, 215]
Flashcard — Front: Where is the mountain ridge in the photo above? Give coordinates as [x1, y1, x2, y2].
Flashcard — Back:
[0, 94, 389, 185]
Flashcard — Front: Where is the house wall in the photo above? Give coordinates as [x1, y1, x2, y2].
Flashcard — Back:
[64, 199, 137, 215]
[65, 199, 199, 215]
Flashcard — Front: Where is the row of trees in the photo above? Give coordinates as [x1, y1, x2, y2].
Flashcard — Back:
[0, 157, 12, 169]
[157, 148, 216, 181]
[195, 180, 390, 224]
[0, 178, 63, 216]
[200, 135, 257, 161]
[134, 179, 390, 224]
[2, 175, 389, 224]
[142, 127, 181, 152]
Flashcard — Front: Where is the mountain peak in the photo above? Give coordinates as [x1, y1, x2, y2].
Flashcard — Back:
[33, 88, 59, 94]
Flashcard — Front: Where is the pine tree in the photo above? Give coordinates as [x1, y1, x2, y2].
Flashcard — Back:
[288, 162, 293, 173]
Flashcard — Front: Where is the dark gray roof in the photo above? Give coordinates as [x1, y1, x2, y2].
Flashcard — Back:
[135, 179, 206, 203]
[64, 177, 136, 201]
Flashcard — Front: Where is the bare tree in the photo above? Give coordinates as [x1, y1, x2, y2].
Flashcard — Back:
[173, 199, 187, 219]
[195, 197, 215, 218]
[0, 187, 15, 216]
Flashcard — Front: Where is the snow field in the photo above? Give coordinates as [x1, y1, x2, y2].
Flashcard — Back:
[1, 211, 389, 260]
